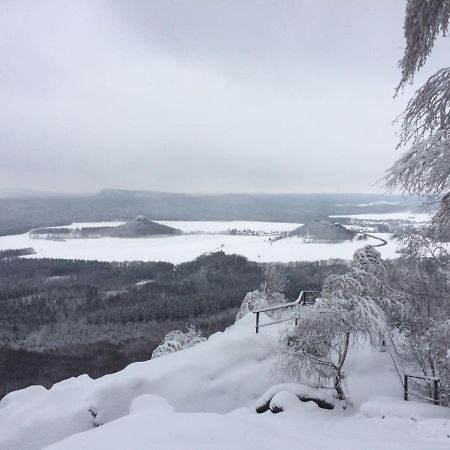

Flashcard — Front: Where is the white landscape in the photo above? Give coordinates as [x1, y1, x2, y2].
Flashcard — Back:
[0, 220, 401, 263]
[330, 212, 430, 222]
[1, 1, 450, 449]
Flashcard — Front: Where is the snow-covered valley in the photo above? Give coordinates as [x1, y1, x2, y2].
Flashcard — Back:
[0, 220, 403, 263]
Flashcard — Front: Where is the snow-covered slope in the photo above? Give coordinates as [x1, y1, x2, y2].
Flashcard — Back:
[1, 314, 448, 450]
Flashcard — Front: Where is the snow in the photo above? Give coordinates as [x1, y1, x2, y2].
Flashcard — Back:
[0, 314, 281, 450]
[0, 229, 400, 263]
[330, 212, 430, 222]
[47, 221, 126, 230]
[1, 314, 449, 450]
[157, 220, 302, 234]
[360, 396, 450, 421]
[336, 201, 402, 207]
[255, 383, 337, 411]
[39, 400, 450, 450]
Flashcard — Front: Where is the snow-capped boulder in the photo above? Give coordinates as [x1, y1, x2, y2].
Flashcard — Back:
[255, 383, 336, 413]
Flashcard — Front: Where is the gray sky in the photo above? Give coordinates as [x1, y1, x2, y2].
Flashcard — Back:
[1, 0, 449, 194]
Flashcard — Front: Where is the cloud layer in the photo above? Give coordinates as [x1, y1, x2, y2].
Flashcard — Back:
[1, 0, 449, 193]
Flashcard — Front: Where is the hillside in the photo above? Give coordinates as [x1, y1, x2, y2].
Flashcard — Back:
[0, 190, 422, 236]
[30, 216, 181, 239]
[0, 314, 448, 450]
[290, 222, 358, 242]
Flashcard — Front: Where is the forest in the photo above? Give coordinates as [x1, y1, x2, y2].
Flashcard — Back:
[0, 251, 348, 398]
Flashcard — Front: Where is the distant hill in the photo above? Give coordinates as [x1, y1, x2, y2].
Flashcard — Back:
[290, 222, 358, 243]
[0, 189, 424, 236]
[108, 216, 181, 237]
[30, 217, 181, 239]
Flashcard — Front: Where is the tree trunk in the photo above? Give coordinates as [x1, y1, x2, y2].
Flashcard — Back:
[334, 332, 350, 402]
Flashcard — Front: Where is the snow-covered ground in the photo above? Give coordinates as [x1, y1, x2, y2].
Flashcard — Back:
[1, 314, 448, 450]
[47, 221, 127, 230]
[158, 220, 302, 234]
[330, 212, 430, 222]
[0, 230, 400, 263]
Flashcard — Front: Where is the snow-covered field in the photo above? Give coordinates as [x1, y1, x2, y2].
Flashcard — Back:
[158, 220, 302, 234]
[1, 314, 448, 450]
[0, 227, 399, 263]
[50, 221, 127, 229]
[330, 212, 430, 222]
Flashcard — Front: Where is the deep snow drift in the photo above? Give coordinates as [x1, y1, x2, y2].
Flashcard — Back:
[0, 314, 448, 450]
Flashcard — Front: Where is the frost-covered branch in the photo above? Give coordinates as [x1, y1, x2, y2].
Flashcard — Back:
[398, 0, 450, 90]
[397, 69, 450, 143]
[385, 130, 450, 237]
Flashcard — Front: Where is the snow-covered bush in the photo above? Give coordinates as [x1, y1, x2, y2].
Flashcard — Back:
[151, 326, 206, 359]
[388, 247, 450, 406]
[260, 263, 286, 297]
[236, 290, 286, 321]
[279, 246, 387, 404]
[236, 263, 287, 320]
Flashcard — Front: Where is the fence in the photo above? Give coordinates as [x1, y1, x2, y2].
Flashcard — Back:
[403, 374, 441, 405]
[253, 290, 321, 334]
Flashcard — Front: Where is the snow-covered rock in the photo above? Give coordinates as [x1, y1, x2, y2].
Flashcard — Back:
[255, 383, 336, 413]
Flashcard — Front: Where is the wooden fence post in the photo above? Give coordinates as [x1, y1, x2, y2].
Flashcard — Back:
[433, 379, 439, 405]
[404, 375, 408, 401]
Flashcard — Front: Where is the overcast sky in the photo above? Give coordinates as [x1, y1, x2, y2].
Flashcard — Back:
[1, 0, 449, 194]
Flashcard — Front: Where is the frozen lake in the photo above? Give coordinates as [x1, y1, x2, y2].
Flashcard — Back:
[0, 220, 401, 263]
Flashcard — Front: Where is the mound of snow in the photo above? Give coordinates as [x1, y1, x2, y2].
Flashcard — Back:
[2, 312, 449, 450]
[0, 314, 282, 450]
[360, 396, 450, 421]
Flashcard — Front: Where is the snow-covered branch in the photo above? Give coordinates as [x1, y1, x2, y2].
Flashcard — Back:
[397, 0, 450, 90]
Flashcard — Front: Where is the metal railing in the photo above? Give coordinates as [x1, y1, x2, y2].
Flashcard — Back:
[404, 374, 441, 405]
[253, 290, 321, 333]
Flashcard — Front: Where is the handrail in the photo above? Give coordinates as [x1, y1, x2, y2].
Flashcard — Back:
[404, 374, 440, 405]
[253, 290, 320, 314]
[253, 290, 321, 333]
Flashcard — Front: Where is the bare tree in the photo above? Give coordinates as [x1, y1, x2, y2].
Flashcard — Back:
[260, 263, 286, 299]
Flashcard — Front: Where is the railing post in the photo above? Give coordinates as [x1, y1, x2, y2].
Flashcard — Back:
[433, 379, 439, 405]
[255, 312, 260, 334]
[404, 375, 408, 401]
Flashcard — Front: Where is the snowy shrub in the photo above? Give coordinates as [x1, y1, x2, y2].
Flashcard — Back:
[236, 290, 286, 321]
[236, 263, 287, 320]
[260, 263, 286, 297]
[279, 246, 387, 404]
[388, 253, 450, 406]
[151, 326, 206, 359]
